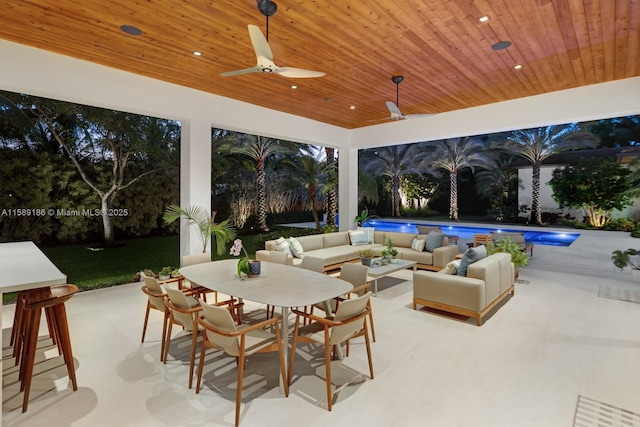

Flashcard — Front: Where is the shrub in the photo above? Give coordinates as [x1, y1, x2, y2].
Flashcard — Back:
[399, 207, 439, 218]
[603, 218, 636, 232]
[253, 227, 323, 251]
[631, 228, 640, 238]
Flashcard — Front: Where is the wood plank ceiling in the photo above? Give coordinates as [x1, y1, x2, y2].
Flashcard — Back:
[0, 0, 638, 129]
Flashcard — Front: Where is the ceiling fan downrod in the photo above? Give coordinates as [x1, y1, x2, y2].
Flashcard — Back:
[257, 0, 277, 40]
[392, 75, 404, 108]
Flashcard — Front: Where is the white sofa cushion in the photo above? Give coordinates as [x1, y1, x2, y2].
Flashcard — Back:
[349, 230, 369, 246]
[288, 237, 304, 258]
[274, 237, 292, 255]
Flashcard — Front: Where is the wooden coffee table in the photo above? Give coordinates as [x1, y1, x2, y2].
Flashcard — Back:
[367, 258, 417, 296]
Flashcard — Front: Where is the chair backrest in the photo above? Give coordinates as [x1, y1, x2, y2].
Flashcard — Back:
[143, 276, 166, 310]
[299, 256, 324, 273]
[266, 251, 289, 264]
[416, 225, 442, 234]
[182, 252, 211, 267]
[200, 301, 241, 356]
[330, 292, 371, 345]
[339, 263, 369, 296]
[473, 234, 492, 247]
[165, 286, 198, 331]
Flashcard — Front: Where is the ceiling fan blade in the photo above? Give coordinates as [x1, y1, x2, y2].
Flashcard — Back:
[367, 117, 395, 122]
[406, 113, 437, 119]
[248, 24, 273, 62]
[277, 67, 326, 78]
[220, 66, 261, 77]
[385, 101, 405, 119]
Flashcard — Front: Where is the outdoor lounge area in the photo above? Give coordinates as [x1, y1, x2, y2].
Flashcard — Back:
[2, 229, 640, 427]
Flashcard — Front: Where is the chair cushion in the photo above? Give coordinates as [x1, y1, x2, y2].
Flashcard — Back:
[288, 237, 304, 258]
[348, 230, 369, 246]
[425, 231, 445, 252]
[274, 237, 292, 255]
[457, 245, 487, 276]
[411, 237, 425, 252]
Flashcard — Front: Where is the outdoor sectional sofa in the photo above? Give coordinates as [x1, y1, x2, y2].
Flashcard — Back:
[412, 252, 515, 326]
[256, 230, 459, 272]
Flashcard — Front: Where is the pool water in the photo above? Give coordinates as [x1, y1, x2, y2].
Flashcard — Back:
[367, 220, 580, 247]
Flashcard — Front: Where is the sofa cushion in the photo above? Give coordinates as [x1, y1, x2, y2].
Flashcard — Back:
[440, 259, 461, 275]
[457, 245, 487, 276]
[323, 232, 349, 248]
[425, 231, 445, 252]
[274, 237, 292, 255]
[384, 232, 415, 248]
[297, 234, 324, 252]
[348, 230, 369, 246]
[411, 237, 425, 252]
[288, 237, 304, 258]
[357, 226, 375, 244]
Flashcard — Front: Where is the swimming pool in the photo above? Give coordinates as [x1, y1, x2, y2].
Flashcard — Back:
[367, 220, 580, 247]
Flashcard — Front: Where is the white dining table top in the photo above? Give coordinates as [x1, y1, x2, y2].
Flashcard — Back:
[0, 241, 67, 293]
[180, 259, 353, 307]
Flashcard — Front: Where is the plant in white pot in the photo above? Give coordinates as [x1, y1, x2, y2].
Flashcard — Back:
[611, 248, 640, 280]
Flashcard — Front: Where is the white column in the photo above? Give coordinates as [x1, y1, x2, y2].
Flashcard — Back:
[180, 118, 212, 256]
[338, 147, 359, 232]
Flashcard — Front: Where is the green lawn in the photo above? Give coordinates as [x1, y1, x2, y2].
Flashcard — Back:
[3, 234, 263, 303]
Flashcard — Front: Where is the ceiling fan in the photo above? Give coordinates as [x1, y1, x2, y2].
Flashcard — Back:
[374, 76, 435, 121]
[220, 1, 325, 78]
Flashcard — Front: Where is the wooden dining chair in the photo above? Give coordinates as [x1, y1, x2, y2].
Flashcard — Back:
[140, 275, 171, 360]
[163, 286, 242, 388]
[182, 253, 218, 302]
[299, 255, 325, 273]
[288, 292, 374, 411]
[195, 301, 289, 427]
[310, 263, 375, 341]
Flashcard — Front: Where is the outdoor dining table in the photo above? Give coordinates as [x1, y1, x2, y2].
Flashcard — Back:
[179, 258, 353, 390]
[0, 241, 68, 410]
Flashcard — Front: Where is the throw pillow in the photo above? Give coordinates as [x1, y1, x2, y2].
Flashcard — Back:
[457, 245, 487, 276]
[348, 230, 369, 246]
[411, 237, 425, 252]
[425, 231, 445, 252]
[441, 259, 461, 275]
[288, 237, 304, 258]
[274, 237, 292, 255]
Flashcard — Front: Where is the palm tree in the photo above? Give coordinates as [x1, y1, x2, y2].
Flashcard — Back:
[501, 124, 598, 224]
[430, 137, 496, 221]
[324, 146, 337, 228]
[283, 147, 328, 230]
[213, 131, 296, 231]
[360, 144, 433, 217]
[163, 205, 236, 255]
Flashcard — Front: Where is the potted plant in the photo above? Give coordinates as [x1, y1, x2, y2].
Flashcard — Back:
[159, 266, 173, 280]
[171, 268, 181, 278]
[487, 237, 529, 276]
[164, 204, 236, 255]
[356, 248, 375, 266]
[380, 238, 398, 263]
[612, 248, 640, 280]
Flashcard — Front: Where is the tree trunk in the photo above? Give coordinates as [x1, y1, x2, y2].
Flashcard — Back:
[392, 175, 401, 217]
[450, 171, 458, 221]
[256, 155, 268, 231]
[101, 196, 115, 247]
[309, 184, 322, 230]
[531, 162, 542, 224]
[324, 147, 336, 227]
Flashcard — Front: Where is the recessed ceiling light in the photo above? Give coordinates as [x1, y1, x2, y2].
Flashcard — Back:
[290, 85, 298, 89]
[120, 24, 143, 36]
[349, 105, 356, 110]
[514, 64, 523, 70]
[193, 51, 202, 56]
[479, 15, 490, 23]
[491, 40, 512, 50]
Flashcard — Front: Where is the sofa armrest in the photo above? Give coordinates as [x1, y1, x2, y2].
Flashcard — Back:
[432, 245, 459, 267]
[413, 271, 485, 312]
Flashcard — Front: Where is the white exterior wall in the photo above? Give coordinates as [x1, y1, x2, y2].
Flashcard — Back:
[518, 166, 640, 222]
